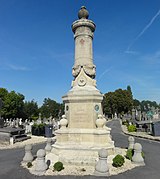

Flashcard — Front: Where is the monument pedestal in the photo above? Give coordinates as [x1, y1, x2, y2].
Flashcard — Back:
[49, 84, 114, 166]
[50, 128, 114, 166]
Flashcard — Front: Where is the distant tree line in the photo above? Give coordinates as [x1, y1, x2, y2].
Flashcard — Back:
[0, 86, 159, 120]
[103, 85, 160, 117]
[0, 88, 64, 120]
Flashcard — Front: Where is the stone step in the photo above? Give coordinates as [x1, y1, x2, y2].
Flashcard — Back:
[14, 136, 31, 142]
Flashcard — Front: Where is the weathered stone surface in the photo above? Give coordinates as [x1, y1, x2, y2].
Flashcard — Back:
[128, 136, 135, 149]
[96, 114, 105, 128]
[23, 144, 33, 162]
[94, 148, 109, 176]
[132, 143, 145, 165]
[59, 115, 68, 129]
[35, 149, 47, 175]
[45, 138, 52, 153]
[50, 6, 115, 166]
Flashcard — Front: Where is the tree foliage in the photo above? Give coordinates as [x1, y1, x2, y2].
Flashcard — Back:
[0, 89, 24, 118]
[103, 87, 133, 116]
[39, 98, 64, 118]
[0, 86, 159, 120]
[0, 88, 64, 119]
[23, 100, 39, 119]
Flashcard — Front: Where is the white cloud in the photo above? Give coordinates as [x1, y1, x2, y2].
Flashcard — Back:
[126, 8, 160, 51]
[98, 67, 112, 80]
[125, 50, 139, 55]
[6, 64, 30, 71]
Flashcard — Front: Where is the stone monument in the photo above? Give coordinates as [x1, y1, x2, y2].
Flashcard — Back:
[50, 6, 114, 166]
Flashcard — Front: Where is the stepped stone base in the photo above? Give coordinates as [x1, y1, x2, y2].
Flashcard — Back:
[46, 128, 114, 166]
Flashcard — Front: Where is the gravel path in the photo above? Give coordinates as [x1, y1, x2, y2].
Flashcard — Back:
[0, 135, 47, 150]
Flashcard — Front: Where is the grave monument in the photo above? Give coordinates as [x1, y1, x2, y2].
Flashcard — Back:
[50, 6, 114, 165]
[0, 98, 30, 144]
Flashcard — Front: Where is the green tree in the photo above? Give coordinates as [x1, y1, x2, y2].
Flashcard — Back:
[133, 99, 141, 108]
[23, 100, 39, 120]
[0, 88, 8, 100]
[103, 88, 133, 116]
[1, 91, 24, 118]
[39, 98, 63, 118]
[140, 100, 159, 111]
[127, 85, 133, 98]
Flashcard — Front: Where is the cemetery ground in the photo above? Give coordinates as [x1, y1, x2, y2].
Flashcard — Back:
[0, 119, 160, 179]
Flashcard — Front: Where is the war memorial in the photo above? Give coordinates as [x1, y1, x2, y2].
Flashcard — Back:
[48, 6, 114, 166]
[1, 5, 160, 179]
[19, 6, 146, 177]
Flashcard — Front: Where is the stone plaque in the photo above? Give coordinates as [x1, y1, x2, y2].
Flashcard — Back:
[69, 103, 94, 128]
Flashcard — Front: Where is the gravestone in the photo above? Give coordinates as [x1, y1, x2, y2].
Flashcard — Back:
[152, 121, 160, 136]
[37, 113, 42, 124]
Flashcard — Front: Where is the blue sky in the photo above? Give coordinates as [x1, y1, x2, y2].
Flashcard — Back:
[0, 0, 160, 105]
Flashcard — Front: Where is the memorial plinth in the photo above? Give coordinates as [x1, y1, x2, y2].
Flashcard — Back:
[50, 6, 114, 166]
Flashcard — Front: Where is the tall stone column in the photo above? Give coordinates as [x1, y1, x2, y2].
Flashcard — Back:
[63, 6, 103, 129]
[50, 6, 114, 166]
[72, 6, 96, 79]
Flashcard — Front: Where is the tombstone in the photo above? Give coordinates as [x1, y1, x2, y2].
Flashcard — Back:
[6, 119, 9, 126]
[132, 143, 145, 165]
[45, 138, 52, 153]
[43, 117, 48, 124]
[19, 118, 22, 126]
[12, 119, 16, 128]
[23, 144, 33, 162]
[94, 148, 109, 176]
[0, 117, 4, 128]
[114, 112, 117, 120]
[128, 136, 135, 149]
[152, 121, 160, 136]
[25, 119, 28, 124]
[37, 113, 42, 124]
[8, 119, 12, 126]
[132, 108, 136, 120]
[138, 111, 142, 121]
[25, 123, 32, 134]
[35, 149, 47, 174]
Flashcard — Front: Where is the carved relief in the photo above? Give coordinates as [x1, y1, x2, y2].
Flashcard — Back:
[78, 76, 87, 86]
[72, 65, 96, 79]
[83, 65, 96, 78]
[72, 65, 81, 77]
